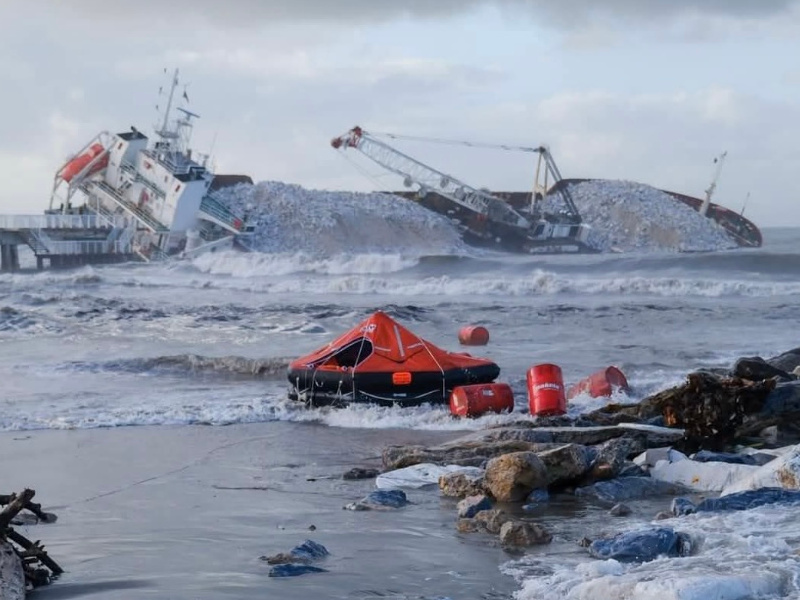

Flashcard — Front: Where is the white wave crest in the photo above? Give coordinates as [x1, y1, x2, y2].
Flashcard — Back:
[506, 503, 800, 600]
[190, 250, 421, 276]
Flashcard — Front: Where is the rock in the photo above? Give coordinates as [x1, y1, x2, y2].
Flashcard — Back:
[536, 444, 593, 488]
[671, 497, 697, 516]
[654, 511, 673, 520]
[609, 503, 632, 517]
[376, 463, 483, 490]
[760, 381, 800, 416]
[484, 452, 548, 502]
[382, 440, 550, 470]
[456, 509, 510, 534]
[696, 487, 800, 512]
[382, 424, 685, 471]
[0, 542, 25, 600]
[590, 437, 644, 481]
[456, 518, 480, 533]
[439, 471, 484, 498]
[342, 467, 380, 480]
[767, 347, 800, 374]
[474, 509, 510, 534]
[344, 489, 408, 510]
[575, 476, 685, 503]
[590, 372, 775, 451]
[618, 462, 647, 478]
[588, 527, 692, 562]
[268, 564, 327, 577]
[457, 495, 492, 519]
[499, 521, 552, 547]
[732, 357, 791, 382]
[722, 444, 800, 495]
[261, 539, 329, 565]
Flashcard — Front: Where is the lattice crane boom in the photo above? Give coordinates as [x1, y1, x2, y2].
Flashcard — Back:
[331, 126, 531, 230]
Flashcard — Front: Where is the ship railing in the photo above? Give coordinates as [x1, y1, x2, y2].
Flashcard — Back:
[120, 162, 166, 199]
[0, 214, 118, 230]
[31, 238, 131, 256]
[89, 181, 169, 233]
[180, 235, 235, 259]
[198, 193, 244, 233]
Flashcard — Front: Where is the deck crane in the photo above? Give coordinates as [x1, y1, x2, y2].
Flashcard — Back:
[700, 151, 727, 217]
[331, 127, 584, 248]
[332, 126, 531, 230]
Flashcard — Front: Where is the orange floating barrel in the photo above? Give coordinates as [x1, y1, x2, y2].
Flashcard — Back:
[450, 383, 514, 418]
[527, 363, 566, 416]
[566, 366, 629, 400]
[458, 325, 490, 346]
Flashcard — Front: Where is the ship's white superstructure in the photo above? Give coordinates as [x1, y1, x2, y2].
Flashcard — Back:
[38, 69, 247, 264]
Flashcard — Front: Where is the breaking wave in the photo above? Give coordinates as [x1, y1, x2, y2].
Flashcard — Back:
[65, 354, 291, 379]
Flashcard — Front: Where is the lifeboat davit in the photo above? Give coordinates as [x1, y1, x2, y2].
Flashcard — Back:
[288, 311, 501, 407]
[60, 143, 109, 183]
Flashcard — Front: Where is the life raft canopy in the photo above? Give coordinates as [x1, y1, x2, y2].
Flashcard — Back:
[288, 310, 500, 406]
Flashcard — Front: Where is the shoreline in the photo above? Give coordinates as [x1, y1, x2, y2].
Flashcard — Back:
[2, 421, 520, 599]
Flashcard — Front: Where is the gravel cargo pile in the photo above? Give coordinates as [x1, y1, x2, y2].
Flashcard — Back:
[215, 181, 468, 255]
[216, 179, 738, 255]
[561, 180, 738, 253]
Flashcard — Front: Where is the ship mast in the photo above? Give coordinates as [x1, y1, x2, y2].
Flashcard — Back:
[700, 151, 727, 217]
[156, 68, 180, 147]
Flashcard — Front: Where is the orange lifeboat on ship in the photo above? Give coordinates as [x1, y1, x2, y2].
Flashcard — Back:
[60, 143, 109, 183]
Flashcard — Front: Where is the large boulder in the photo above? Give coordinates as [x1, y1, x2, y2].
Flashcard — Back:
[498, 521, 552, 547]
[0, 542, 24, 600]
[536, 444, 593, 487]
[732, 356, 792, 382]
[767, 347, 800, 374]
[484, 452, 548, 502]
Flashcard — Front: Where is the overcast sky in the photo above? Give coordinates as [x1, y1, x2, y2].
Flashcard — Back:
[1, 0, 799, 227]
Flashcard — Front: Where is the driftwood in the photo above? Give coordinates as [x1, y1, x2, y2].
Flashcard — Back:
[1, 489, 62, 590]
[588, 372, 776, 451]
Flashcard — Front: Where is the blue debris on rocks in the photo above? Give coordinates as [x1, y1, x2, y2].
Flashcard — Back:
[691, 450, 764, 466]
[671, 497, 696, 516]
[575, 477, 682, 503]
[269, 564, 328, 578]
[675, 488, 800, 515]
[288, 539, 329, 562]
[345, 489, 409, 510]
[588, 527, 692, 563]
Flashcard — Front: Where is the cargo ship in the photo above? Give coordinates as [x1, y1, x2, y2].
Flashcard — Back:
[0, 69, 253, 272]
[332, 128, 762, 253]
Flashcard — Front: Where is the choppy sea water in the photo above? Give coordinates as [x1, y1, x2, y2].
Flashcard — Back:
[1, 226, 798, 599]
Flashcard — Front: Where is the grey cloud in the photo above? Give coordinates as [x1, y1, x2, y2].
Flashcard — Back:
[18, 0, 800, 27]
